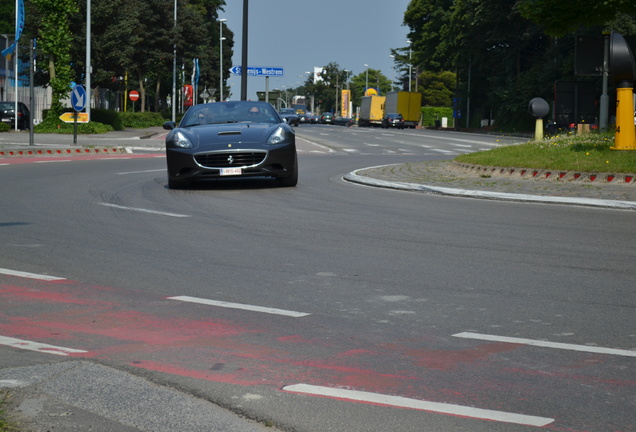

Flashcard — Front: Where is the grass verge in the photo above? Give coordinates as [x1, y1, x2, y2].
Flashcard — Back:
[455, 132, 636, 173]
[0, 391, 19, 432]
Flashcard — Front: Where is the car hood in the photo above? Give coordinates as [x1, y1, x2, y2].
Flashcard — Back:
[172, 122, 288, 149]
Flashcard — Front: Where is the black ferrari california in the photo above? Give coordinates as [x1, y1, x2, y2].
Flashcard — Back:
[163, 101, 298, 189]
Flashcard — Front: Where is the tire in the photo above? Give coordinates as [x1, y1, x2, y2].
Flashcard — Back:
[278, 155, 298, 187]
[168, 177, 193, 190]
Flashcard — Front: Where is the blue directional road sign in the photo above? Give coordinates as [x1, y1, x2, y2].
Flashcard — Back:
[229, 66, 284, 77]
[71, 85, 87, 111]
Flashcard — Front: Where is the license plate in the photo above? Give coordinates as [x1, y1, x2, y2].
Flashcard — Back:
[220, 167, 242, 176]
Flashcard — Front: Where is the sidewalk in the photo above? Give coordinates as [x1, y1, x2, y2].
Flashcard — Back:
[0, 127, 166, 154]
[1, 361, 277, 432]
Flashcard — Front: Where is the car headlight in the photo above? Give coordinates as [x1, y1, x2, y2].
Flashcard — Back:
[267, 126, 291, 145]
[172, 131, 193, 148]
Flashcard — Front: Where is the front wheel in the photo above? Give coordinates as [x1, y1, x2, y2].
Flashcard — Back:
[278, 155, 298, 187]
[168, 177, 193, 190]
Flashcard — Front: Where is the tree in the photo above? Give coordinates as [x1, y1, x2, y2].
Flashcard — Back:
[403, 0, 455, 72]
[516, 0, 636, 36]
[348, 68, 394, 108]
[18, 0, 232, 115]
[29, 0, 78, 118]
[0, 2, 14, 34]
[418, 70, 455, 106]
[404, 0, 636, 130]
[301, 62, 388, 113]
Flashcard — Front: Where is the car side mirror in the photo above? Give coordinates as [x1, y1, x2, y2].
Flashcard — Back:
[163, 121, 176, 130]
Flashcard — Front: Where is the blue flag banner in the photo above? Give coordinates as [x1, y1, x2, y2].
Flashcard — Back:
[2, 0, 25, 59]
[192, 58, 200, 85]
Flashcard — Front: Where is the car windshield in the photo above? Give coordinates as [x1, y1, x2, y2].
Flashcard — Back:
[180, 102, 280, 127]
[0, 102, 15, 112]
[279, 109, 295, 115]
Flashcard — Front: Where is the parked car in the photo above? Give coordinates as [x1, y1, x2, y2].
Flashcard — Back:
[0, 101, 30, 130]
[278, 108, 300, 126]
[382, 113, 405, 129]
[163, 101, 298, 189]
[319, 112, 334, 124]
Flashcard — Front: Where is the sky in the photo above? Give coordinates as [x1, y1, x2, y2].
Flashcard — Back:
[220, 0, 412, 100]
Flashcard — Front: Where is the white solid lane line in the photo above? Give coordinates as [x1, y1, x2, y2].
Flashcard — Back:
[116, 168, 165, 175]
[0, 335, 87, 356]
[282, 384, 554, 427]
[99, 203, 191, 218]
[167, 296, 310, 318]
[0, 267, 65, 281]
[453, 332, 636, 357]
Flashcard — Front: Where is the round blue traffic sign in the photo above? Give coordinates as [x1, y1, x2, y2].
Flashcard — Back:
[71, 85, 87, 111]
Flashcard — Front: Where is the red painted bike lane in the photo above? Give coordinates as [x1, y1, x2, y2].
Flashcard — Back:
[1, 272, 634, 431]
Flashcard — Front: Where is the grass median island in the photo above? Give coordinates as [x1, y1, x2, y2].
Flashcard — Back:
[455, 132, 636, 173]
[0, 391, 19, 432]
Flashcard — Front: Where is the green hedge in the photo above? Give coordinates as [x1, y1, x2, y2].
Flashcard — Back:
[119, 111, 165, 128]
[91, 109, 123, 130]
[33, 109, 166, 134]
[34, 117, 115, 134]
[421, 106, 454, 127]
[0, 122, 9, 132]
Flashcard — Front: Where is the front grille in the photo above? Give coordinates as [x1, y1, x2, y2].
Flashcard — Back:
[194, 151, 266, 168]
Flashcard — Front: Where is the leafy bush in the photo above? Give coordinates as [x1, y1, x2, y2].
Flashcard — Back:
[91, 109, 123, 130]
[34, 109, 166, 133]
[0, 123, 9, 132]
[119, 112, 165, 128]
[421, 106, 454, 127]
[34, 117, 114, 134]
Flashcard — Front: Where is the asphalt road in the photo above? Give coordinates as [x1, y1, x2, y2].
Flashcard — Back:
[1, 125, 634, 432]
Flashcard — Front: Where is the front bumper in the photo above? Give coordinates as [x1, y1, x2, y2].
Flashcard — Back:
[167, 145, 296, 181]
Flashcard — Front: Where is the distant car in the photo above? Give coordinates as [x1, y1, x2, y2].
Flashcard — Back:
[382, 113, 404, 129]
[0, 101, 30, 130]
[319, 112, 334, 124]
[278, 108, 300, 126]
[297, 112, 311, 123]
[334, 117, 354, 127]
[163, 101, 298, 189]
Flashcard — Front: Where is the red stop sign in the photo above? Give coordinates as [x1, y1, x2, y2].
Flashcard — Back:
[129, 90, 139, 101]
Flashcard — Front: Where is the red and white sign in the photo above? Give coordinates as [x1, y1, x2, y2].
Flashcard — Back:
[129, 90, 139, 101]
[183, 85, 193, 107]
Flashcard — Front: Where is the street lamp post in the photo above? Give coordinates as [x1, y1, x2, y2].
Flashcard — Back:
[218, 18, 227, 102]
[364, 64, 369, 94]
[172, 0, 177, 121]
[407, 40, 412, 92]
[240, 0, 248, 101]
[335, 73, 339, 116]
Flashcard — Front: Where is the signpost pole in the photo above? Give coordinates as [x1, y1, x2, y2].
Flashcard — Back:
[265, 76, 269, 103]
[240, 0, 248, 101]
[73, 114, 78, 145]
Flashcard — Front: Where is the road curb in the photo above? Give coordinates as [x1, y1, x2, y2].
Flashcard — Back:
[0, 147, 129, 158]
[451, 161, 636, 185]
[344, 167, 636, 210]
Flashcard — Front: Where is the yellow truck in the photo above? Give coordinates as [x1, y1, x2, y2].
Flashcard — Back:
[358, 95, 385, 127]
[384, 91, 422, 128]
